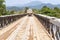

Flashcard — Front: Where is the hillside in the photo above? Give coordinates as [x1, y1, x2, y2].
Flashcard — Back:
[6, 6, 24, 11]
[6, 1, 60, 10]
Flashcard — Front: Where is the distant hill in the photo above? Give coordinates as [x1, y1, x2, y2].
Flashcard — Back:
[6, 6, 24, 11]
[6, 1, 60, 10]
[22, 1, 59, 9]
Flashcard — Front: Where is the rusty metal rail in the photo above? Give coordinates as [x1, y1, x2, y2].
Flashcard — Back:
[34, 14, 60, 40]
[0, 14, 27, 28]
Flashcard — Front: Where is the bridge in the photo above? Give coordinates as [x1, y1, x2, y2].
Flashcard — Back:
[0, 14, 60, 40]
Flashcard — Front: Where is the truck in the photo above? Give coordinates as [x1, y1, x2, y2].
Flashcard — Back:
[27, 9, 33, 16]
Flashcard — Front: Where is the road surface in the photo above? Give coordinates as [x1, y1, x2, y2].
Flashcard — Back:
[0, 15, 54, 40]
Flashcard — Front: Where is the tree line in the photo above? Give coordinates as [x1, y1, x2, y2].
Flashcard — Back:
[33, 6, 60, 18]
[0, 0, 15, 16]
[0, 0, 60, 18]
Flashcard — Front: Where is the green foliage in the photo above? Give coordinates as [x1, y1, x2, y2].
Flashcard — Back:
[0, 0, 4, 4]
[10, 10, 15, 14]
[34, 6, 60, 18]
[24, 7, 29, 13]
[0, 0, 16, 15]
[0, 0, 6, 15]
[54, 7, 60, 13]
[33, 9, 40, 14]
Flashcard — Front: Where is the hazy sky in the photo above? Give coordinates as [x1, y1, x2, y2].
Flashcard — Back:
[5, 0, 60, 6]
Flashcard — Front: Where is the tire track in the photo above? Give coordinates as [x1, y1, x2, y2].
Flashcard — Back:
[0, 16, 28, 40]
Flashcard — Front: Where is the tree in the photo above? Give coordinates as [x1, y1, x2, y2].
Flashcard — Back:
[24, 7, 29, 13]
[0, 0, 6, 15]
[0, 0, 4, 4]
[54, 7, 60, 13]
[40, 6, 52, 14]
[10, 10, 15, 14]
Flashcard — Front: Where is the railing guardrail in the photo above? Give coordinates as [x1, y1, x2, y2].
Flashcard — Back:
[0, 14, 27, 28]
[34, 14, 60, 40]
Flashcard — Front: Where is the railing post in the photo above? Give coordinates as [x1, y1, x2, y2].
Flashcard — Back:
[53, 25, 57, 40]
[49, 23, 52, 38]
[1, 18, 3, 27]
[59, 28, 60, 40]
[56, 27, 60, 40]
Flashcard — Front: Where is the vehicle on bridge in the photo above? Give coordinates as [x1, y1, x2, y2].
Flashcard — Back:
[27, 9, 33, 16]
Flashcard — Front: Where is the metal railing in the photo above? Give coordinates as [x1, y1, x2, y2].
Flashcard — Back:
[0, 14, 27, 28]
[34, 14, 60, 40]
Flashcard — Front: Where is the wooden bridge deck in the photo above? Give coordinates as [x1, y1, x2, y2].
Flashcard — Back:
[0, 15, 54, 40]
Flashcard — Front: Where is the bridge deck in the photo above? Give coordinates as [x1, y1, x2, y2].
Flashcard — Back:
[0, 15, 54, 40]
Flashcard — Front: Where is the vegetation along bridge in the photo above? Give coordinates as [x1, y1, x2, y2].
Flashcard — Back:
[0, 14, 60, 40]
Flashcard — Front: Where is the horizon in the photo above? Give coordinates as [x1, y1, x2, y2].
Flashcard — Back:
[5, 0, 60, 6]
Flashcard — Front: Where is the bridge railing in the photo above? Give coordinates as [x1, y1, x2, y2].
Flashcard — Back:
[34, 14, 60, 40]
[0, 14, 27, 28]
